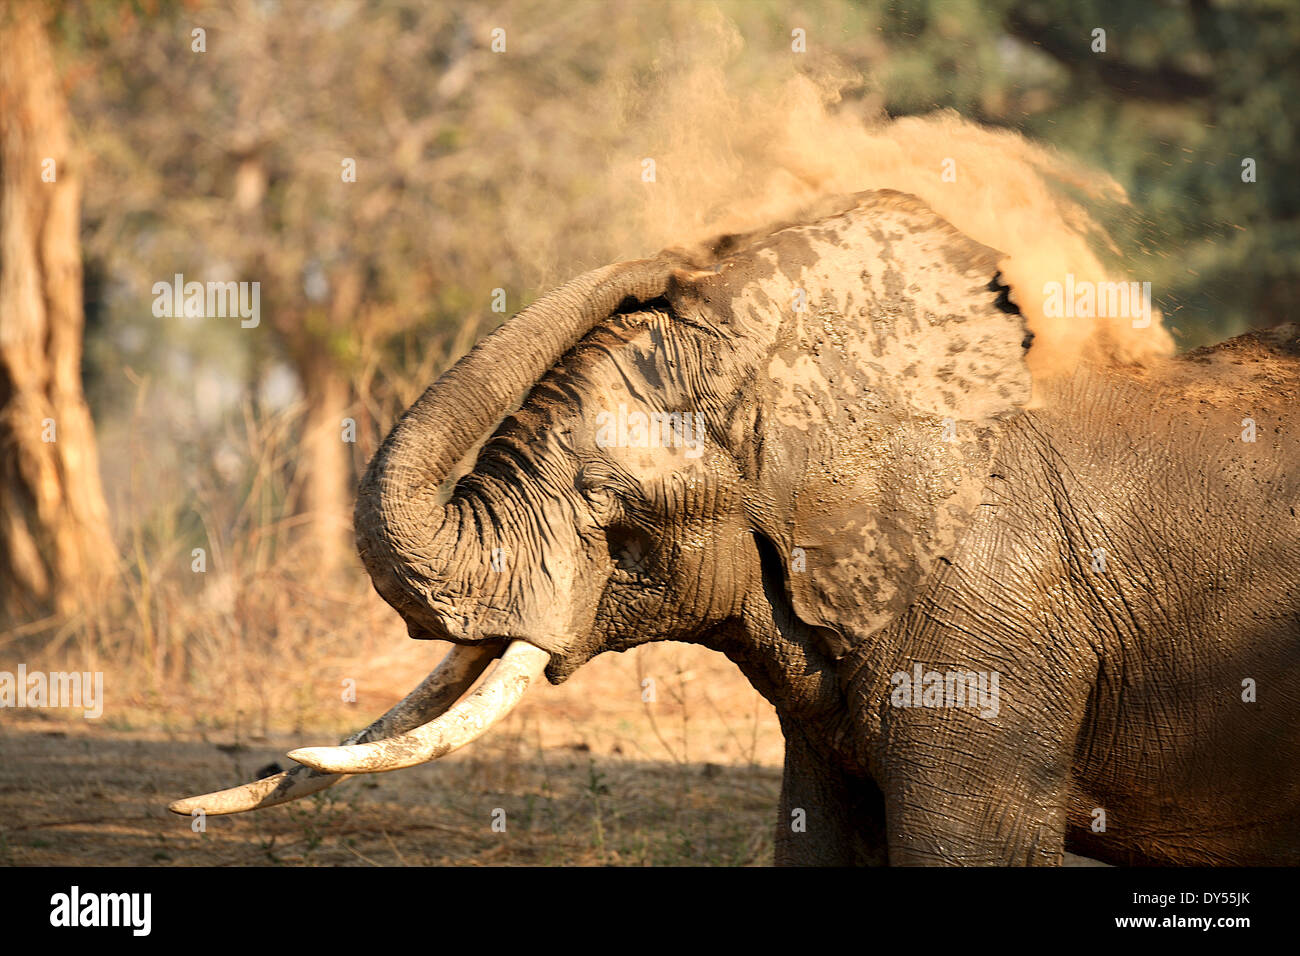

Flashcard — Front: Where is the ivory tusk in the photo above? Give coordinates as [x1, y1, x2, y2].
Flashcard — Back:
[288, 640, 549, 774]
[167, 642, 499, 815]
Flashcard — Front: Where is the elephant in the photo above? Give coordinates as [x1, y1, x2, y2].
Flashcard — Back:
[172, 189, 1300, 866]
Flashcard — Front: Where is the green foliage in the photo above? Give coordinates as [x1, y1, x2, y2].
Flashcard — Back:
[850, 0, 1299, 342]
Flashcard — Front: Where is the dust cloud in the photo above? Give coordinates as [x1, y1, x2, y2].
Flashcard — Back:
[585, 11, 1173, 378]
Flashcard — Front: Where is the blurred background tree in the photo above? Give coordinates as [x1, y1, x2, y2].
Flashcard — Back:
[61, 0, 722, 581]
[866, 0, 1298, 344]
[0, 2, 115, 625]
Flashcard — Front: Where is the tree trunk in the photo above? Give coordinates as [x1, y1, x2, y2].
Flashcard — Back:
[0, 3, 116, 624]
[282, 263, 362, 576]
[295, 345, 352, 575]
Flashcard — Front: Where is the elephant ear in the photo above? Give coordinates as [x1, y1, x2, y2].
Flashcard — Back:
[669, 190, 1034, 658]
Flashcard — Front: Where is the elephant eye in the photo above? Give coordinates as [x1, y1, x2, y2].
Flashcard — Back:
[577, 470, 614, 507]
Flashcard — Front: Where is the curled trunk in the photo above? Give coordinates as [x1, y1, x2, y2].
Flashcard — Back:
[355, 256, 681, 633]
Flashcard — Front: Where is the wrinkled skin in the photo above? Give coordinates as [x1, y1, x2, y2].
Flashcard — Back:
[363, 190, 1300, 865]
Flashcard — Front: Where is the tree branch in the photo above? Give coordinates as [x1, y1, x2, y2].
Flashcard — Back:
[1005, 10, 1214, 102]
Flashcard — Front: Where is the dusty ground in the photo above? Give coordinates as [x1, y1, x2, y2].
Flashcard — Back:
[1, 642, 789, 866]
[1, 640, 1102, 866]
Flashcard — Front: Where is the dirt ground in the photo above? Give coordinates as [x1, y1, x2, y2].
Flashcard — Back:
[0, 641, 1101, 866]
[1, 643, 789, 866]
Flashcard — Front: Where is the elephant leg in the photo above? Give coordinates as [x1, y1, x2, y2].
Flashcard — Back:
[885, 797, 1067, 865]
[881, 727, 1070, 865]
[775, 716, 887, 866]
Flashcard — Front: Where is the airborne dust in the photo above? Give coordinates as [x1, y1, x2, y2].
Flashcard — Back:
[547, 10, 1174, 381]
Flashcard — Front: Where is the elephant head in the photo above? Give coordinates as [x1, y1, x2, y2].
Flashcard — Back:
[172, 189, 1033, 813]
